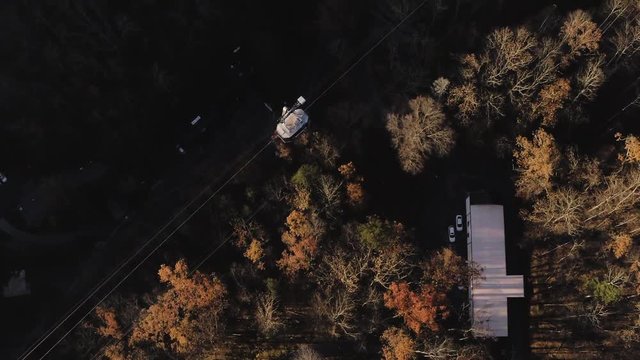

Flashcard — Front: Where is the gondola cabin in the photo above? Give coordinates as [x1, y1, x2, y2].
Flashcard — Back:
[275, 96, 309, 142]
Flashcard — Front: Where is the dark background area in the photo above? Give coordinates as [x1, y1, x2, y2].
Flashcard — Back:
[0, 0, 615, 358]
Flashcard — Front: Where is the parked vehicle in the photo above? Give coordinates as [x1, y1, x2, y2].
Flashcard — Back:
[448, 225, 456, 243]
[456, 215, 464, 231]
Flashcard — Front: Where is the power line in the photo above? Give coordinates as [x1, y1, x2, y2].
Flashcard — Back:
[304, 0, 428, 110]
[17, 217, 130, 360]
[18, 177, 218, 360]
[88, 201, 268, 360]
[21, 137, 272, 360]
[23, 0, 429, 356]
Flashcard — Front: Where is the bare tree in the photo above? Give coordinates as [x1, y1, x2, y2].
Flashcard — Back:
[318, 174, 343, 219]
[600, 0, 637, 34]
[386, 96, 455, 175]
[526, 187, 586, 236]
[370, 243, 414, 289]
[610, 18, 640, 63]
[431, 77, 450, 99]
[483, 27, 537, 87]
[317, 246, 371, 294]
[312, 289, 357, 338]
[585, 168, 640, 229]
[566, 149, 602, 191]
[255, 293, 283, 337]
[309, 132, 340, 167]
[574, 56, 605, 101]
[447, 83, 480, 125]
[292, 344, 324, 360]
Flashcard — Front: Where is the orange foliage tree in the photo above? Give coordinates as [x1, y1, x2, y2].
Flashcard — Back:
[607, 233, 633, 259]
[130, 260, 227, 353]
[616, 133, 640, 164]
[95, 306, 123, 340]
[339, 162, 366, 206]
[534, 78, 571, 127]
[232, 220, 268, 270]
[245, 239, 266, 270]
[383, 281, 448, 334]
[381, 327, 416, 360]
[277, 210, 325, 277]
[346, 182, 365, 206]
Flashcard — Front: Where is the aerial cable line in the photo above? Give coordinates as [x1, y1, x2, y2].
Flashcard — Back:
[17, 217, 130, 360]
[35, 138, 273, 360]
[88, 2, 429, 354]
[88, 201, 269, 360]
[23, 0, 428, 356]
[20, 137, 273, 360]
[304, 0, 429, 110]
[17, 161, 237, 360]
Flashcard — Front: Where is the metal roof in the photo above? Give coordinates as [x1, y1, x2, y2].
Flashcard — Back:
[466, 199, 524, 337]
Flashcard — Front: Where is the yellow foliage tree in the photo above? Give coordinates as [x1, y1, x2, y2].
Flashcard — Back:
[381, 327, 416, 360]
[514, 128, 560, 200]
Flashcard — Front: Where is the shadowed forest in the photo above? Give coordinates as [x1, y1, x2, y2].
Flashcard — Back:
[2, 0, 640, 359]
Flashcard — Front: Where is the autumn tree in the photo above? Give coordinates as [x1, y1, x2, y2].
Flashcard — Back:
[616, 133, 640, 163]
[380, 327, 416, 360]
[560, 10, 602, 61]
[88, 295, 142, 360]
[130, 260, 227, 354]
[386, 96, 455, 175]
[232, 219, 269, 270]
[277, 210, 325, 277]
[422, 248, 472, 292]
[290, 164, 320, 210]
[95, 306, 123, 340]
[606, 233, 633, 259]
[339, 162, 365, 206]
[383, 282, 448, 334]
[514, 128, 560, 199]
[446, 83, 480, 125]
[533, 78, 571, 126]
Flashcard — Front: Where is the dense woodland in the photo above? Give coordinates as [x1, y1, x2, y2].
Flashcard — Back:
[4, 0, 640, 359]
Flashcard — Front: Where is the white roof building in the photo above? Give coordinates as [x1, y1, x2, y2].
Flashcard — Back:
[276, 108, 309, 141]
[466, 196, 524, 337]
